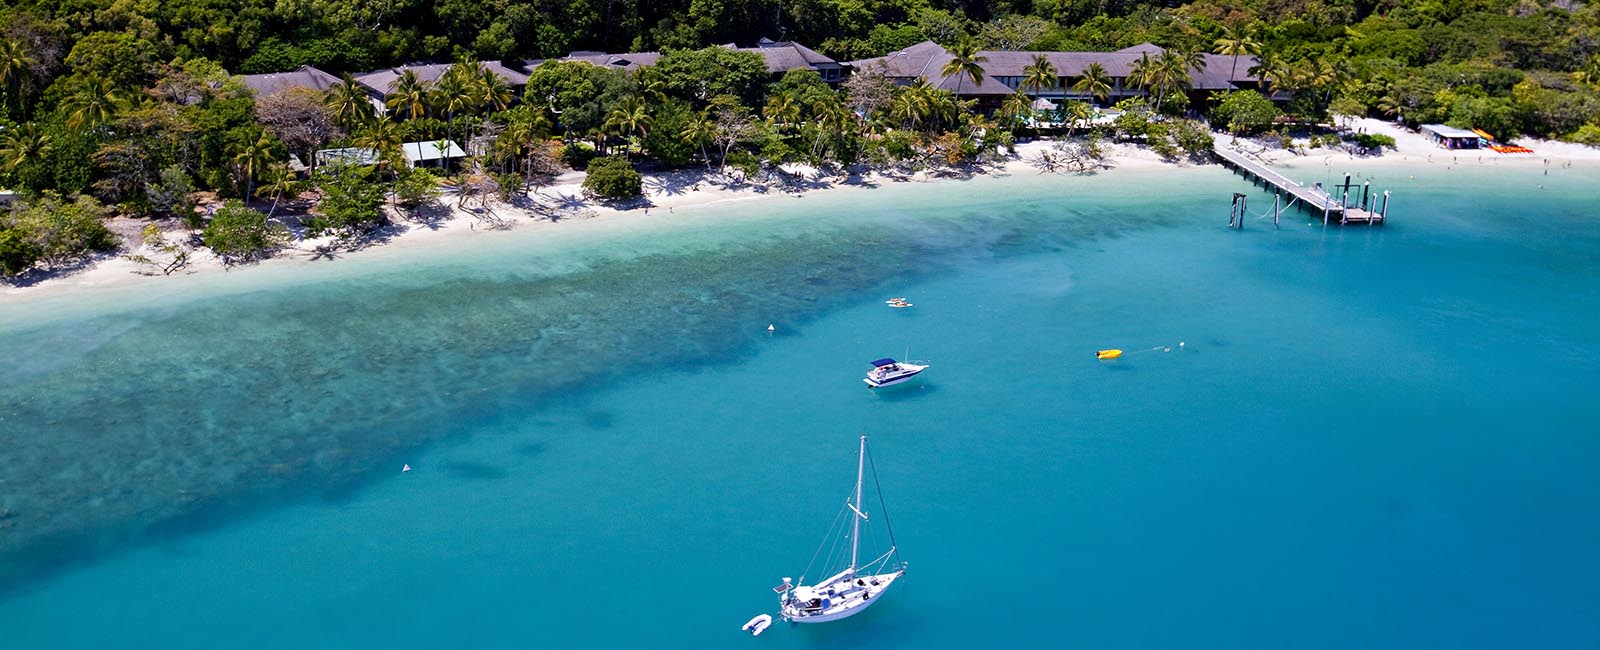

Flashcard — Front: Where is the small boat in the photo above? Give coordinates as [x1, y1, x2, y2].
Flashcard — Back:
[1096, 349, 1123, 360]
[864, 357, 928, 388]
[741, 614, 772, 636]
[885, 297, 912, 308]
[775, 436, 906, 624]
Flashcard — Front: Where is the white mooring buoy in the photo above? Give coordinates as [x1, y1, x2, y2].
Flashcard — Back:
[767, 324, 775, 333]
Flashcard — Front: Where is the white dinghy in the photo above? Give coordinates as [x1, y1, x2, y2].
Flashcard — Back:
[774, 435, 906, 624]
[741, 614, 772, 635]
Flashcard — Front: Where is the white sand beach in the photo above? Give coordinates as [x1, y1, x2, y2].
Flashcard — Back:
[5, 121, 1595, 303]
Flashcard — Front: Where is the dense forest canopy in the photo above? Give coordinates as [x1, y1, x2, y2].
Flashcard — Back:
[0, 0, 1597, 278]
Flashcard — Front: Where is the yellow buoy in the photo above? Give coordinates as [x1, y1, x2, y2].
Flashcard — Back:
[1096, 349, 1123, 360]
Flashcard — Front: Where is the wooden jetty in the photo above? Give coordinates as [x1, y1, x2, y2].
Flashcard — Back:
[1213, 145, 1389, 226]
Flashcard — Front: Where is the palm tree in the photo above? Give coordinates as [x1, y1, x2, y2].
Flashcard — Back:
[386, 70, 431, 120]
[891, 81, 935, 129]
[326, 74, 375, 132]
[476, 66, 513, 113]
[1310, 57, 1345, 105]
[433, 68, 476, 167]
[1022, 54, 1058, 97]
[1250, 53, 1294, 96]
[1073, 62, 1114, 105]
[356, 116, 405, 173]
[940, 39, 989, 95]
[1128, 53, 1157, 100]
[1153, 50, 1201, 111]
[604, 95, 651, 160]
[255, 163, 301, 217]
[0, 37, 36, 109]
[763, 93, 802, 130]
[1213, 26, 1262, 83]
[633, 67, 668, 104]
[0, 122, 49, 172]
[808, 99, 851, 161]
[997, 92, 1031, 130]
[63, 76, 130, 131]
[681, 109, 716, 168]
[231, 131, 275, 202]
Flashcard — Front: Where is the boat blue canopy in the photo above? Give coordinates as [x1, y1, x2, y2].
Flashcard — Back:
[870, 358, 898, 367]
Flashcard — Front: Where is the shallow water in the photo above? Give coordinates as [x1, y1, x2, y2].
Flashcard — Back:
[1, 162, 1597, 648]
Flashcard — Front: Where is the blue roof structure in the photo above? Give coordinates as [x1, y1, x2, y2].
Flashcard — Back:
[870, 358, 898, 367]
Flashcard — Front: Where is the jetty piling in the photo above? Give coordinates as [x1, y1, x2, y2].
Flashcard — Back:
[1213, 145, 1388, 226]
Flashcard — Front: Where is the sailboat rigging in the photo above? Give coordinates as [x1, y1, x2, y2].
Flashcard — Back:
[774, 435, 907, 623]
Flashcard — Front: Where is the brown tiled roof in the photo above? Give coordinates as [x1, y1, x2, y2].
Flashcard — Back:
[239, 65, 343, 96]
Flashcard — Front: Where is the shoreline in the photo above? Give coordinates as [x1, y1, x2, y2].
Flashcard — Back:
[4, 118, 1597, 306]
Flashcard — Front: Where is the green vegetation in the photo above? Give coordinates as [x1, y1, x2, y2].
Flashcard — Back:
[0, 191, 116, 276]
[202, 200, 288, 264]
[0, 0, 1596, 279]
[581, 156, 643, 201]
[1210, 90, 1280, 135]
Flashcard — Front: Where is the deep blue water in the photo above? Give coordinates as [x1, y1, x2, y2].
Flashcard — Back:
[1, 161, 1596, 648]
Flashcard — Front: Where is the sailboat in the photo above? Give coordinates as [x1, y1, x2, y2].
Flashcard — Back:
[775, 436, 906, 623]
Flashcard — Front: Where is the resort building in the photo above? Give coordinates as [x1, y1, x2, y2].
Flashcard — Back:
[553, 50, 663, 71]
[238, 65, 343, 96]
[401, 140, 468, 169]
[738, 38, 845, 85]
[848, 41, 1265, 107]
[1419, 124, 1484, 149]
[537, 39, 843, 84]
[353, 62, 531, 107]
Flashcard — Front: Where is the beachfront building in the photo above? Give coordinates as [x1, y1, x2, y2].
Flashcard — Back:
[848, 41, 1265, 108]
[238, 65, 344, 96]
[315, 147, 381, 167]
[401, 140, 468, 169]
[538, 39, 843, 84]
[353, 62, 531, 112]
[1419, 124, 1484, 150]
[739, 38, 845, 85]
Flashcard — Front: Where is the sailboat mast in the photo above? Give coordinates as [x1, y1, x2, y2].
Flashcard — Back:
[851, 435, 865, 572]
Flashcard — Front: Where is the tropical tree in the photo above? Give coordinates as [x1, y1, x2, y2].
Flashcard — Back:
[0, 122, 51, 175]
[603, 95, 651, 159]
[434, 67, 476, 165]
[763, 92, 802, 131]
[940, 39, 989, 95]
[1250, 53, 1294, 96]
[386, 69, 431, 120]
[1073, 62, 1114, 105]
[255, 163, 301, 217]
[997, 92, 1031, 130]
[1214, 26, 1262, 83]
[0, 38, 36, 109]
[1128, 53, 1157, 100]
[476, 66, 514, 113]
[326, 74, 375, 131]
[230, 131, 276, 201]
[681, 108, 716, 167]
[1022, 54, 1057, 97]
[355, 116, 405, 174]
[63, 76, 131, 131]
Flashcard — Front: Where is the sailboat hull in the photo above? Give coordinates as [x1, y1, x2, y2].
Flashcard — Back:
[781, 570, 904, 623]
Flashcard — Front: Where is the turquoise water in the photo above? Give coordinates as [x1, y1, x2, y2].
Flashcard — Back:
[1, 162, 1597, 647]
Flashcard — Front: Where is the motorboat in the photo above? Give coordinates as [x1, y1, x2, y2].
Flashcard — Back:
[774, 436, 906, 623]
[864, 357, 927, 388]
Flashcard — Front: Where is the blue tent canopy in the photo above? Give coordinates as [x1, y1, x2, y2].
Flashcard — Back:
[870, 358, 898, 367]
